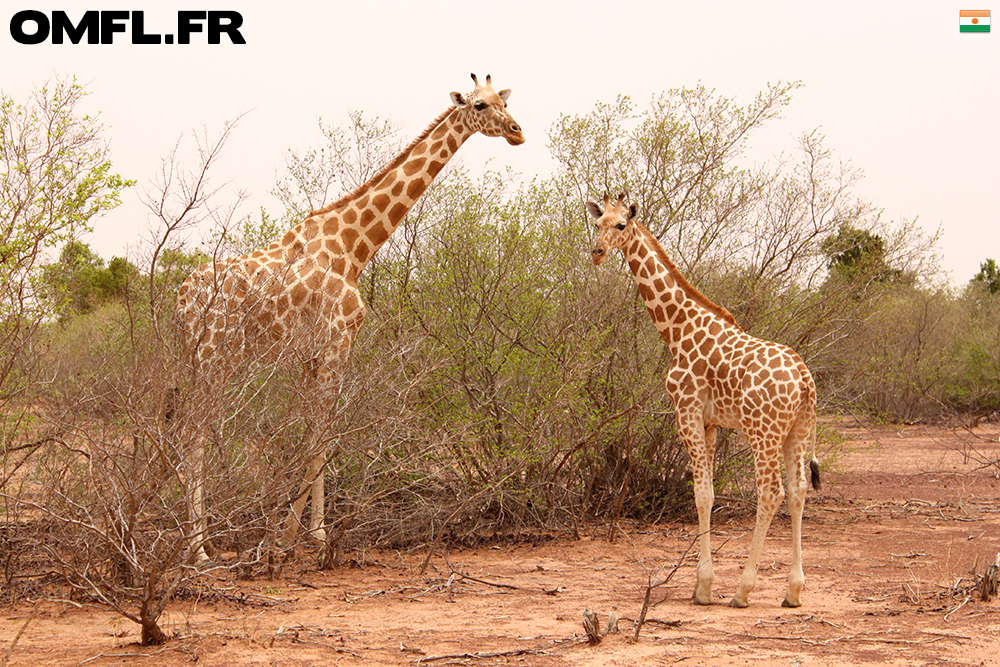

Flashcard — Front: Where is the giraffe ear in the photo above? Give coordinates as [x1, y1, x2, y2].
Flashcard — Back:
[585, 202, 603, 219]
[498, 89, 511, 103]
[450, 91, 468, 108]
[627, 204, 639, 221]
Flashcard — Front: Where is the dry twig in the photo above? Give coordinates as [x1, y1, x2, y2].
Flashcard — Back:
[630, 536, 699, 643]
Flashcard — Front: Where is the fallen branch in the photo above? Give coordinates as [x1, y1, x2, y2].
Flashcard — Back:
[449, 571, 563, 596]
[621, 616, 681, 629]
[718, 628, 970, 647]
[286, 636, 360, 658]
[416, 647, 553, 663]
[77, 647, 171, 665]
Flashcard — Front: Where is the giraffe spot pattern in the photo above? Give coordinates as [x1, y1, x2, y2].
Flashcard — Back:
[388, 203, 407, 225]
[304, 270, 323, 291]
[403, 159, 426, 176]
[406, 178, 425, 200]
[290, 283, 308, 307]
[342, 292, 361, 316]
[341, 227, 359, 250]
[354, 241, 371, 265]
[368, 223, 391, 247]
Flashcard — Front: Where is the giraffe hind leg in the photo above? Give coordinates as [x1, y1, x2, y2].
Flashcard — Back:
[781, 416, 815, 607]
[730, 434, 785, 608]
[186, 435, 212, 564]
[279, 449, 327, 548]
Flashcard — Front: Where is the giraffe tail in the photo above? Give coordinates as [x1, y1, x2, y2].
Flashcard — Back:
[809, 457, 821, 491]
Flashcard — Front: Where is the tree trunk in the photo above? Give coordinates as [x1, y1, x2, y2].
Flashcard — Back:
[140, 599, 167, 645]
[141, 617, 166, 645]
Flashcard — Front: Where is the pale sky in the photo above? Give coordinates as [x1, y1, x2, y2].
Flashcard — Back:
[3, 0, 998, 286]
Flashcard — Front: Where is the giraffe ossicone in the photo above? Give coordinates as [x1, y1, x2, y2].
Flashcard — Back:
[587, 194, 821, 608]
[174, 74, 524, 563]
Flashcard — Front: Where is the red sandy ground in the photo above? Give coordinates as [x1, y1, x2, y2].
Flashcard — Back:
[2, 420, 999, 666]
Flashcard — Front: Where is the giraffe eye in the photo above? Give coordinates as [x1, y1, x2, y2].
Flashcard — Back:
[616, 223, 626, 231]
[474, 102, 487, 111]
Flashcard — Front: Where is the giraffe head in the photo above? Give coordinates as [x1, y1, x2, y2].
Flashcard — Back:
[586, 194, 638, 266]
[450, 73, 525, 146]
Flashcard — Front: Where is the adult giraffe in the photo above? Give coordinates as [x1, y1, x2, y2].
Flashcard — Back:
[587, 195, 820, 608]
[175, 74, 524, 561]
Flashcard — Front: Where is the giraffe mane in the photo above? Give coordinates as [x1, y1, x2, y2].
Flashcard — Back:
[634, 220, 742, 331]
[307, 106, 458, 218]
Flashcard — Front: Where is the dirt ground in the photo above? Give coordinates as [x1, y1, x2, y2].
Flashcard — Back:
[3, 419, 999, 666]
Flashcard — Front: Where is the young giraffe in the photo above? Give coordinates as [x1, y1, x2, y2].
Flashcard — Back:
[175, 74, 524, 561]
[587, 195, 820, 608]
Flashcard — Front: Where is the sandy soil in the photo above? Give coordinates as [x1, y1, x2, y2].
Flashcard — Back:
[2, 420, 999, 666]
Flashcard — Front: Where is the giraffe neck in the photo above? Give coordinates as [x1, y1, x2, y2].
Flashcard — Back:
[623, 221, 742, 356]
[285, 106, 474, 283]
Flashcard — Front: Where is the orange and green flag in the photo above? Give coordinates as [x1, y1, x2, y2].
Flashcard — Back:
[960, 10, 991, 32]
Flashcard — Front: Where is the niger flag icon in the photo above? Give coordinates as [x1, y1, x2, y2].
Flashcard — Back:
[960, 10, 991, 32]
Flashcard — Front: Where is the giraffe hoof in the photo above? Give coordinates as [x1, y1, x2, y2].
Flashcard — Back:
[692, 588, 713, 605]
[728, 597, 749, 608]
[781, 597, 802, 608]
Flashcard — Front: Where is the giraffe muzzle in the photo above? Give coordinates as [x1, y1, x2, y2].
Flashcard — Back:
[591, 247, 606, 265]
[505, 125, 525, 145]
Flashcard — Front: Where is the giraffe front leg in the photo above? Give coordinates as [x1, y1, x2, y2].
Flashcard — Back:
[309, 454, 327, 545]
[730, 460, 784, 608]
[690, 456, 716, 605]
[693, 511, 715, 605]
[676, 417, 716, 605]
